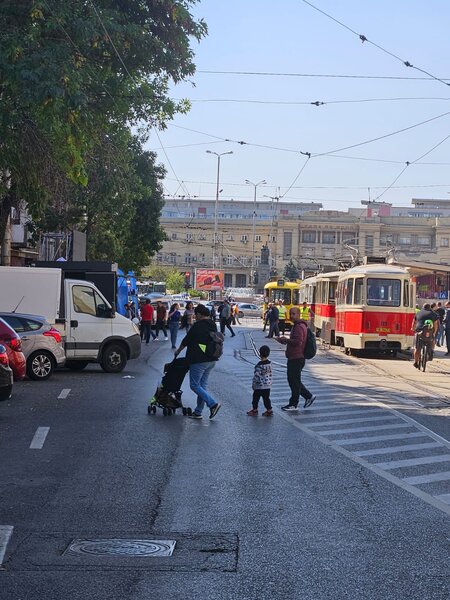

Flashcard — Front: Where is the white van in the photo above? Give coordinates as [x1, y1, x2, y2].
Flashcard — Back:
[0, 267, 141, 372]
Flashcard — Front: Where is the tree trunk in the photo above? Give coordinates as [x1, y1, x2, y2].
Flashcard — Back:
[0, 195, 13, 265]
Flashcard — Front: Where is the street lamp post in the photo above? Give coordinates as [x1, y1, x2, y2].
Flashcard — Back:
[206, 150, 233, 268]
[245, 179, 266, 285]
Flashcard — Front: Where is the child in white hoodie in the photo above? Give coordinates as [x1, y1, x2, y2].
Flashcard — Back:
[247, 345, 273, 417]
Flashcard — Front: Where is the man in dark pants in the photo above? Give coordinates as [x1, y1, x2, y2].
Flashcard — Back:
[276, 306, 316, 411]
[140, 299, 156, 343]
[444, 301, 450, 356]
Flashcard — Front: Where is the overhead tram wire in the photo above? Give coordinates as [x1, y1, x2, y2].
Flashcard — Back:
[183, 97, 450, 107]
[300, 0, 450, 89]
[88, 0, 191, 199]
[197, 70, 450, 82]
[372, 130, 450, 201]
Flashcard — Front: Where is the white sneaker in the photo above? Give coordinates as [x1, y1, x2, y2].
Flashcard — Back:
[164, 337, 168, 341]
[281, 404, 298, 411]
[153, 338, 158, 342]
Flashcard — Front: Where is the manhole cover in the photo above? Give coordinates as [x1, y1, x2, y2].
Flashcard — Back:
[65, 538, 176, 557]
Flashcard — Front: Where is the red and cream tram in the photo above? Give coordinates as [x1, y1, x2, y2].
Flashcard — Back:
[313, 271, 340, 344]
[335, 264, 415, 355]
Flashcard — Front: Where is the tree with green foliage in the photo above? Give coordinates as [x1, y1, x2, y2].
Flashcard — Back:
[166, 270, 185, 293]
[0, 0, 206, 263]
[283, 259, 300, 280]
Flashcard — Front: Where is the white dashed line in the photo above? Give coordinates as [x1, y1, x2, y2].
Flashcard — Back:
[58, 388, 71, 399]
[0, 526, 13, 565]
[29, 427, 50, 449]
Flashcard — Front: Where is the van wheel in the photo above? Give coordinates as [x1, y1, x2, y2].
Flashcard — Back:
[27, 351, 54, 381]
[0, 385, 12, 401]
[65, 361, 89, 371]
[100, 344, 127, 373]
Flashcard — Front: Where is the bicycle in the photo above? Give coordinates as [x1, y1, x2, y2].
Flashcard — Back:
[416, 327, 434, 372]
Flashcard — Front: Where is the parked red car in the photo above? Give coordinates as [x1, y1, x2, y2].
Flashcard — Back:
[0, 317, 26, 380]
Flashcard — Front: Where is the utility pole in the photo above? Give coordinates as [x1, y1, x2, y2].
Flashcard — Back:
[206, 150, 233, 268]
[245, 179, 266, 285]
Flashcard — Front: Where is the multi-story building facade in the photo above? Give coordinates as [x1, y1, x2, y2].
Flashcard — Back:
[157, 198, 450, 290]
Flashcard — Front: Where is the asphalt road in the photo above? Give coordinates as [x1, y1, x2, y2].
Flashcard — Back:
[0, 324, 449, 600]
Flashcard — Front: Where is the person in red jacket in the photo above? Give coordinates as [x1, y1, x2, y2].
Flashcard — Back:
[276, 306, 316, 411]
[140, 299, 156, 344]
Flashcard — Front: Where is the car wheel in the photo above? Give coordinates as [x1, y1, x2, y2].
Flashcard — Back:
[27, 351, 55, 381]
[65, 361, 89, 371]
[100, 343, 127, 373]
[238, 311, 244, 318]
[0, 385, 12, 401]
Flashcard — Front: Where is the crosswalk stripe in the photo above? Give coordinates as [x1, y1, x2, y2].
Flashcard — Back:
[315, 422, 412, 436]
[434, 493, 450, 504]
[354, 442, 442, 457]
[300, 408, 386, 419]
[307, 415, 397, 428]
[334, 432, 428, 446]
[403, 471, 450, 485]
[374, 454, 450, 470]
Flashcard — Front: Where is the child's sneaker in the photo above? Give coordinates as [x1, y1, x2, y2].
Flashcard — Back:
[246, 408, 258, 416]
[262, 410, 273, 417]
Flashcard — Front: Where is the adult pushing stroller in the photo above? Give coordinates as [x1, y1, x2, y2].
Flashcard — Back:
[148, 357, 192, 416]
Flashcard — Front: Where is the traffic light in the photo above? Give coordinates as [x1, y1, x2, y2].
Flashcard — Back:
[184, 272, 190, 290]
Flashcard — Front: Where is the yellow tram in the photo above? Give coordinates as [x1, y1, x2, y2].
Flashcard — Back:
[263, 279, 301, 324]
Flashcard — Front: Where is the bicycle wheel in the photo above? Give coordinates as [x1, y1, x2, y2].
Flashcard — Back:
[420, 343, 427, 372]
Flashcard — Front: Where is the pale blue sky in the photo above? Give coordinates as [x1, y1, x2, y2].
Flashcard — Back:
[150, 1, 450, 210]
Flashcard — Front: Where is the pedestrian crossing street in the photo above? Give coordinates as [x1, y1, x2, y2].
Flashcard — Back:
[233, 350, 450, 514]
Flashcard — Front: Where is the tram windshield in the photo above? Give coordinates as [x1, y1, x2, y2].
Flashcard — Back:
[270, 289, 292, 304]
[367, 278, 401, 307]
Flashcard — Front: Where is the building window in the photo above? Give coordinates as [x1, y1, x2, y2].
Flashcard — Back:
[184, 253, 192, 264]
[418, 236, 431, 246]
[226, 234, 234, 241]
[227, 255, 234, 265]
[168, 253, 176, 264]
[283, 231, 292, 257]
[224, 273, 233, 287]
[240, 235, 248, 243]
[171, 233, 177, 240]
[322, 231, 336, 245]
[399, 236, 411, 245]
[365, 234, 374, 252]
[199, 253, 205, 263]
[255, 235, 262, 242]
[197, 233, 206, 241]
[270, 235, 276, 242]
[302, 231, 316, 243]
[186, 233, 194, 242]
[441, 237, 449, 247]
[343, 232, 357, 244]
[236, 274, 247, 287]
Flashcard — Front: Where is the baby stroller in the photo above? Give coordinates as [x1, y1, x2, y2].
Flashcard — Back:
[148, 357, 192, 416]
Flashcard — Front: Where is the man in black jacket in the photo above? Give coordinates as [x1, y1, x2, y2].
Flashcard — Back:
[174, 304, 222, 419]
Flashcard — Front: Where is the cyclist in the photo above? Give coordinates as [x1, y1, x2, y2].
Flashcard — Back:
[412, 303, 439, 369]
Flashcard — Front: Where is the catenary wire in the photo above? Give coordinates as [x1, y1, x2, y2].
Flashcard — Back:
[197, 70, 450, 82]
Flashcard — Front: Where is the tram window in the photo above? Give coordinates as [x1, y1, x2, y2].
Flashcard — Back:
[403, 281, 409, 307]
[292, 290, 300, 305]
[270, 289, 291, 304]
[367, 278, 401, 307]
[329, 282, 336, 303]
[345, 279, 354, 304]
[354, 278, 364, 304]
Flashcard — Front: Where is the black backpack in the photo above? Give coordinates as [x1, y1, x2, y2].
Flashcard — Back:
[300, 321, 317, 360]
[205, 331, 224, 360]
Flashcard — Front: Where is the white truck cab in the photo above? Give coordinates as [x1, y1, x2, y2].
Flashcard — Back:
[0, 267, 141, 373]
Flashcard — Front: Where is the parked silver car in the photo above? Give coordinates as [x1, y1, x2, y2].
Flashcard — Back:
[0, 313, 66, 381]
[237, 303, 261, 318]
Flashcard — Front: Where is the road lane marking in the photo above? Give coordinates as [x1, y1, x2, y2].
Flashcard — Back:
[354, 442, 442, 457]
[402, 470, 450, 485]
[0, 526, 13, 565]
[374, 454, 450, 470]
[30, 427, 50, 449]
[58, 388, 71, 399]
[300, 408, 384, 419]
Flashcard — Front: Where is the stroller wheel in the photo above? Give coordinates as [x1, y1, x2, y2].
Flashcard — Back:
[152, 405, 157, 414]
[147, 405, 152, 414]
[186, 407, 192, 416]
[162, 408, 168, 416]
[182, 407, 187, 416]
